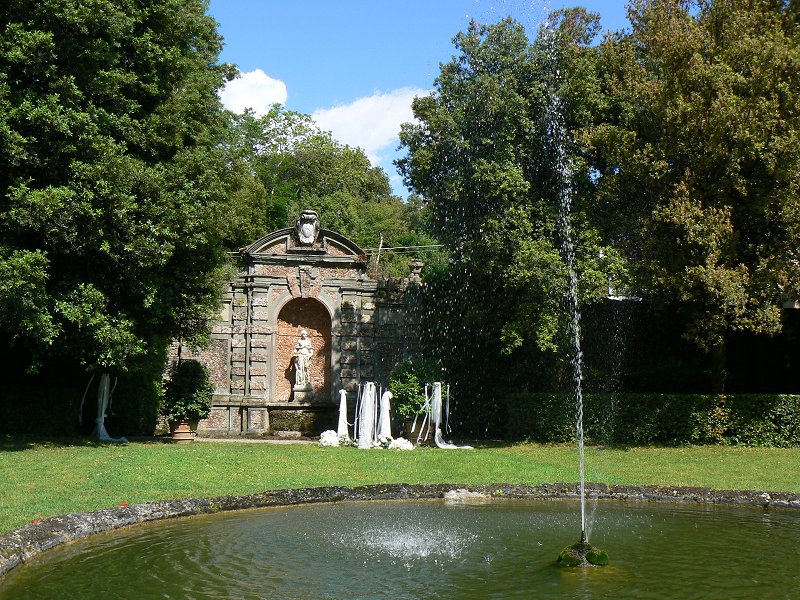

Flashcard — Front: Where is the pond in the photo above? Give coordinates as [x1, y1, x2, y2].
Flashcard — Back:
[2, 499, 798, 599]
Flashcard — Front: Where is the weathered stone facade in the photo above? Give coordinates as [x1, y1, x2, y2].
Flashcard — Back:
[181, 214, 419, 437]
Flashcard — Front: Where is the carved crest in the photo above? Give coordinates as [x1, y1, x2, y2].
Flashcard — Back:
[295, 210, 321, 246]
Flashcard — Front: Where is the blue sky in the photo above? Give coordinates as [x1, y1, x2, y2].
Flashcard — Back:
[208, 1, 631, 195]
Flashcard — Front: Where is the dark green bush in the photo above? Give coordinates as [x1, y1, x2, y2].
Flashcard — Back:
[389, 358, 439, 419]
[161, 360, 214, 423]
[505, 393, 800, 447]
[0, 386, 81, 436]
[104, 346, 167, 436]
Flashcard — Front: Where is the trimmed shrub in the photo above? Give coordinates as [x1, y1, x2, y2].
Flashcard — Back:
[161, 360, 214, 423]
[505, 393, 800, 447]
[389, 358, 438, 419]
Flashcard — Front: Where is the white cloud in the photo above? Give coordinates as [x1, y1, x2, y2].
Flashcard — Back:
[219, 68, 288, 117]
[312, 87, 429, 165]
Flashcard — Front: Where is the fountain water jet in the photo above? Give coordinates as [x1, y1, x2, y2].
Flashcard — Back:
[543, 24, 606, 566]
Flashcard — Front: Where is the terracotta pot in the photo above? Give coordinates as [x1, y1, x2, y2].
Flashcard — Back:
[404, 418, 432, 445]
[169, 419, 198, 443]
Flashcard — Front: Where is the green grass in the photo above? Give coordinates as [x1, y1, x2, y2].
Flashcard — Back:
[1, 437, 799, 534]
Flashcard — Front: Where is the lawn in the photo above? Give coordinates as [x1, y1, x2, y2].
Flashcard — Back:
[1, 437, 799, 534]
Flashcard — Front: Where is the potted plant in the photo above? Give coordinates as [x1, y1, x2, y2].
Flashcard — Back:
[389, 359, 437, 443]
[162, 360, 214, 443]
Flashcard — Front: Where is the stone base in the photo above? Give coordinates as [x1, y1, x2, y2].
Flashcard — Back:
[197, 395, 336, 437]
[558, 541, 610, 567]
[272, 430, 303, 439]
[267, 402, 336, 436]
[292, 385, 313, 403]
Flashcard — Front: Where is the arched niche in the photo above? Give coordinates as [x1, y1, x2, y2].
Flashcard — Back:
[275, 298, 332, 402]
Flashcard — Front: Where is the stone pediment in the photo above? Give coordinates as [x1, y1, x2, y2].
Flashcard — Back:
[241, 228, 366, 270]
[236, 212, 368, 284]
[244, 228, 362, 256]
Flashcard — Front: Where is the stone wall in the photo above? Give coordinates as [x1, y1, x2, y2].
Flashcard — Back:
[181, 214, 420, 438]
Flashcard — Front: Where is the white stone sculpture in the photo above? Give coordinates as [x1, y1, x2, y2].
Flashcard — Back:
[430, 382, 472, 450]
[319, 429, 340, 447]
[79, 373, 127, 443]
[292, 329, 313, 387]
[388, 437, 414, 450]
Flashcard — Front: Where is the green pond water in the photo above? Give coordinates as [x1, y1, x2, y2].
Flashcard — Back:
[1, 499, 798, 599]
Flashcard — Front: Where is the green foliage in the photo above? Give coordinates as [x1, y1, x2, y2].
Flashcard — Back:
[0, 249, 57, 354]
[0, 386, 81, 436]
[505, 392, 800, 447]
[398, 14, 623, 434]
[107, 345, 167, 436]
[587, 0, 800, 349]
[389, 359, 438, 418]
[161, 359, 213, 422]
[0, 0, 234, 373]
[221, 106, 439, 278]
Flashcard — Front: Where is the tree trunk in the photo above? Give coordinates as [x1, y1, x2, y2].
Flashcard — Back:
[709, 342, 727, 395]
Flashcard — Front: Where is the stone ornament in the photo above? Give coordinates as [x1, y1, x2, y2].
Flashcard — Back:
[295, 209, 321, 246]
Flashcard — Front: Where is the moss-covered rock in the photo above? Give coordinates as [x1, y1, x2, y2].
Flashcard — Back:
[586, 546, 609, 565]
[558, 540, 609, 567]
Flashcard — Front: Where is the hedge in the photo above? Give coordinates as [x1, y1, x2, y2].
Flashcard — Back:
[0, 386, 82, 436]
[0, 348, 166, 438]
[505, 393, 800, 447]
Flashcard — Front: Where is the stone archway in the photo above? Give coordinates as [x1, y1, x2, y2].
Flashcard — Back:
[276, 298, 331, 402]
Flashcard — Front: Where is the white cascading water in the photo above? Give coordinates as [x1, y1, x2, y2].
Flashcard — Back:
[429, 382, 472, 450]
[356, 382, 377, 448]
[78, 373, 127, 443]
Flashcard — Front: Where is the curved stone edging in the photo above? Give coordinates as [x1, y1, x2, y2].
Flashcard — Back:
[2, 482, 799, 579]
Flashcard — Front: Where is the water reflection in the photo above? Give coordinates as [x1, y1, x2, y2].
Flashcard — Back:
[2, 499, 798, 599]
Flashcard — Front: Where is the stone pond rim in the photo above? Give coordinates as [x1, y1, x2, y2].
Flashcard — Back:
[2, 482, 799, 579]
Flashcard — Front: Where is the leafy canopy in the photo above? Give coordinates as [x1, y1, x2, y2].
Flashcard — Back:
[224, 106, 440, 277]
[587, 0, 800, 349]
[398, 13, 625, 356]
[0, 0, 235, 372]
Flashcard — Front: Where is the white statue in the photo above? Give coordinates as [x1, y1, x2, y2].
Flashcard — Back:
[429, 382, 472, 450]
[79, 373, 127, 443]
[292, 329, 313, 387]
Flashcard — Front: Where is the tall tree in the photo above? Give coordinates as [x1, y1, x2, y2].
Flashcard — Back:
[0, 1, 233, 389]
[224, 106, 431, 277]
[396, 13, 631, 435]
[398, 14, 624, 359]
[587, 0, 800, 387]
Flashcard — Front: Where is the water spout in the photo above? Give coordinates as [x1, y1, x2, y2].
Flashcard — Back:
[544, 25, 606, 565]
